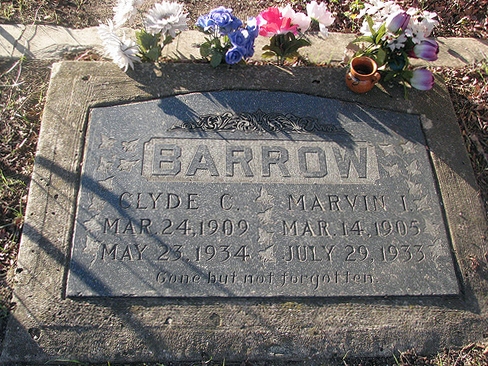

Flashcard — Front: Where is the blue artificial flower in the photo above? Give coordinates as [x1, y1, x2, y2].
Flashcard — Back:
[197, 6, 242, 35]
[196, 14, 212, 31]
[225, 46, 246, 64]
[245, 17, 260, 39]
[388, 53, 407, 71]
[229, 29, 256, 58]
[197, 8, 256, 66]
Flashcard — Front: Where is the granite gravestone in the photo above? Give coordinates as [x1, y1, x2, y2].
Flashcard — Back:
[67, 91, 458, 297]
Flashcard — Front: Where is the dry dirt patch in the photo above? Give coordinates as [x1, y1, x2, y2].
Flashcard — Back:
[0, 0, 487, 38]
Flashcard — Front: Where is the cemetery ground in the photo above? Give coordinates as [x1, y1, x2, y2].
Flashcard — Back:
[0, 0, 488, 365]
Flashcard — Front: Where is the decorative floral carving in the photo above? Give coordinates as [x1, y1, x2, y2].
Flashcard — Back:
[171, 109, 346, 134]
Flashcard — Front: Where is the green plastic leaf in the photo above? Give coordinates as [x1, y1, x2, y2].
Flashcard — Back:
[136, 29, 162, 61]
[284, 39, 310, 56]
[162, 35, 174, 46]
[145, 46, 161, 62]
[352, 35, 375, 44]
[402, 70, 413, 80]
[297, 38, 312, 47]
[366, 15, 375, 34]
[263, 44, 283, 56]
[375, 23, 387, 44]
[375, 48, 387, 67]
[383, 71, 396, 82]
[136, 30, 158, 52]
[210, 52, 223, 67]
[284, 52, 300, 61]
[200, 43, 212, 58]
[262, 51, 276, 59]
[212, 37, 223, 49]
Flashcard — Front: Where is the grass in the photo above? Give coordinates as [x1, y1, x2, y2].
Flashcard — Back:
[440, 62, 488, 212]
[0, 57, 51, 340]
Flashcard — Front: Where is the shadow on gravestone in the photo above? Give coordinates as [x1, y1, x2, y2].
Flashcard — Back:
[125, 64, 482, 192]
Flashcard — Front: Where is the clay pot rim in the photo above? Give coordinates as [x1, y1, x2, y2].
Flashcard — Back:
[350, 56, 378, 77]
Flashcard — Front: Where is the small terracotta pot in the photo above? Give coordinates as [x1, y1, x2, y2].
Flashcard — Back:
[345, 56, 381, 94]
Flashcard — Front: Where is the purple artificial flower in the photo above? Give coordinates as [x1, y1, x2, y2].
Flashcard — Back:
[412, 39, 439, 61]
[196, 6, 242, 35]
[410, 69, 435, 90]
[386, 11, 410, 33]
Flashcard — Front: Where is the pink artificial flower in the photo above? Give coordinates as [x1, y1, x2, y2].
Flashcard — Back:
[280, 4, 311, 32]
[257, 7, 298, 36]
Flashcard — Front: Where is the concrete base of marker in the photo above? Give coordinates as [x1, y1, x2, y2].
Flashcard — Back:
[1, 25, 488, 68]
[1, 61, 487, 365]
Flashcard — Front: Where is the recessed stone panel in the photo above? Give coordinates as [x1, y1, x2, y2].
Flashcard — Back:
[66, 91, 459, 297]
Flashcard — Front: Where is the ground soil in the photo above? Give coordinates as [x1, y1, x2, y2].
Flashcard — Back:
[0, 1, 488, 365]
[0, 0, 487, 38]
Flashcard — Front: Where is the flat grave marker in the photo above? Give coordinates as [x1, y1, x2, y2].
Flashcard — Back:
[2, 63, 486, 365]
[67, 91, 458, 297]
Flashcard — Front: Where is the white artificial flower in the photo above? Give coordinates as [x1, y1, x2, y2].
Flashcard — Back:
[377, 2, 402, 20]
[406, 7, 419, 16]
[98, 20, 141, 71]
[358, 0, 388, 19]
[359, 0, 402, 24]
[293, 12, 312, 32]
[306, 1, 335, 36]
[318, 23, 330, 36]
[403, 11, 436, 44]
[113, 0, 144, 28]
[98, 20, 118, 45]
[145, 1, 189, 38]
[419, 10, 439, 37]
[280, 4, 311, 32]
[401, 8, 438, 42]
[386, 32, 407, 50]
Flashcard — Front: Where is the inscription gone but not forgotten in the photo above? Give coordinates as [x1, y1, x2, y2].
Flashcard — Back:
[66, 91, 459, 297]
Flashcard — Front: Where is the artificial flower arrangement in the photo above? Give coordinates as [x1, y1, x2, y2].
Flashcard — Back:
[350, 0, 440, 92]
[99, 0, 335, 70]
[196, 7, 259, 67]
[98, 0, 189, 71]
[196, 3, 334, 66]
[253, 2, 334, 65]
[98, 0, 438, 96]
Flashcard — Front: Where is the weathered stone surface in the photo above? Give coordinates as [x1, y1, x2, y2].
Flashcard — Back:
[67, 92, 458, 298]
[0, 24, 103, 58]
[1, 62, 487, 365]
